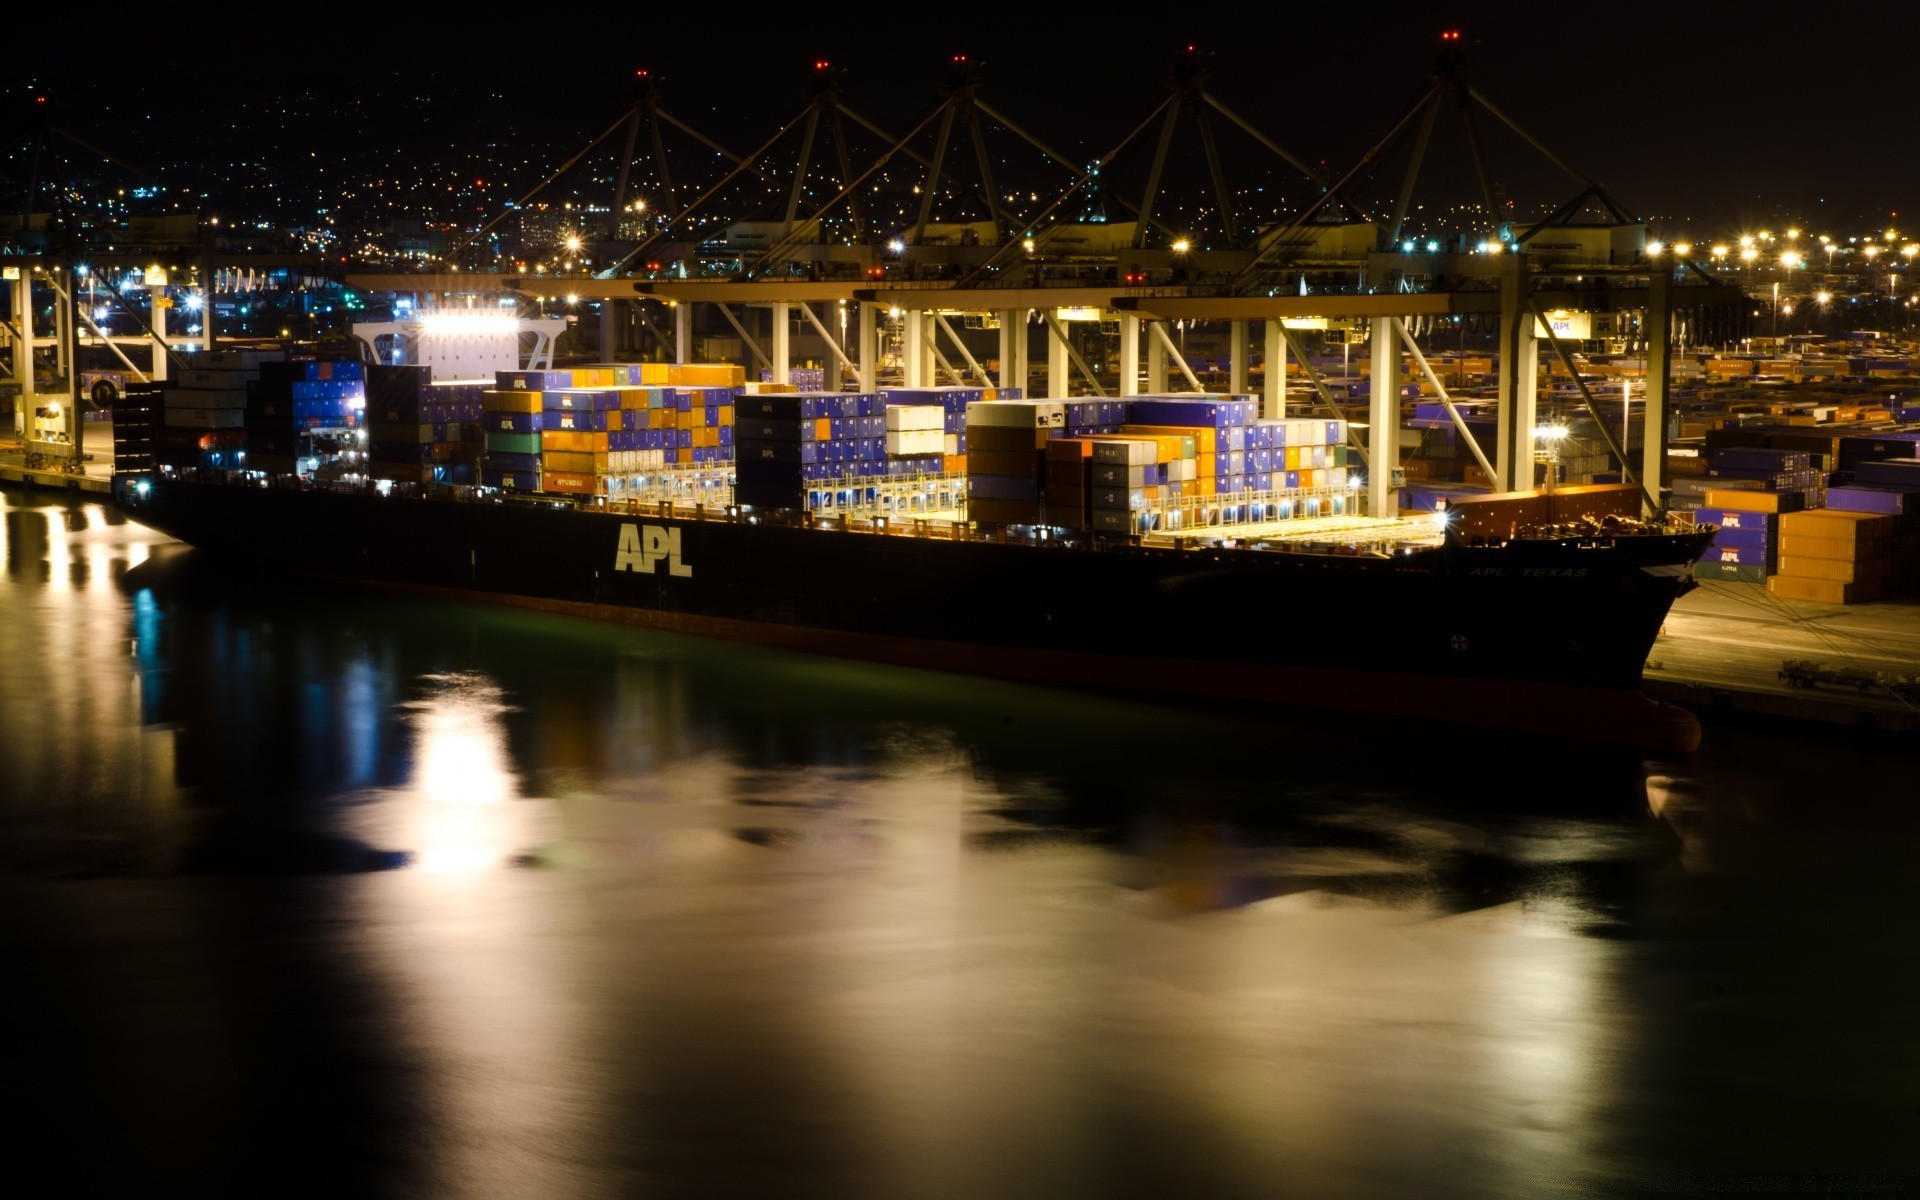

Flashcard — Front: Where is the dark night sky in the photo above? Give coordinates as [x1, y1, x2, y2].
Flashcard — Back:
[11, 6, 1920, 237]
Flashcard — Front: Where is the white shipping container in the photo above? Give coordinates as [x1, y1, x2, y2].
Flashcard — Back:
[886, 429, 945, 456]
[1090, 438, 1157, 467]
[884, 404, 944, 432]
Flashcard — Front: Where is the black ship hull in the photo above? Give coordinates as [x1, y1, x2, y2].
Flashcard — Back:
[116, 475, 1715, 752]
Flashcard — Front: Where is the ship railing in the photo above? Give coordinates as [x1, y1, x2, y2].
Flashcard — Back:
[1132, 487, 1449, 549]
[1115, 485, 1362, 539]
[803, 471, 969, 523]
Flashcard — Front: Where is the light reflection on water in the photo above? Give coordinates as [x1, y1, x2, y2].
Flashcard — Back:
[2, 490, 1916, 1197]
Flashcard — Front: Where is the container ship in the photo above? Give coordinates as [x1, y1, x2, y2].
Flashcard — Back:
[109, 353, 1718, 753]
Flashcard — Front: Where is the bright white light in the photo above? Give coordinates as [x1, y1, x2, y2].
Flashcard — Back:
[183, 293, 203, 312]
[420, 311, 519, 335]
[1534, 423, 1569, 442]
[887, 238, 906, 254]
[1647, 240, 1664, 256]
[1171, 238, 1191, 254]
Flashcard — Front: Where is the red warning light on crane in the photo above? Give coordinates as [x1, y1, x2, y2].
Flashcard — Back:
[1441, 29, 1461, 41]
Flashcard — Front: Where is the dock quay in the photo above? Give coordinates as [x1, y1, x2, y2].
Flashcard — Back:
[1650, 582, 1920, 735]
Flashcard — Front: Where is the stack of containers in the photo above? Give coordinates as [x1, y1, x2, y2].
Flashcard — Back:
[1060, 398, 1127, 439]
[364, 366, 485, 485]
[612, 384, 690, 479]
[480, 369, 560, 492]
[246, 355, 366, 476]
[589, 374, 732, 482]
[1689, 479, 1807, 584]
[964, 398, 1065, 525]
[1124, 397, 1352, 520]
[1044, 438, 1094, 530]
[881, 386, 1020, 472]
[764, 367, 827, 390]
[733, 392, 880, 509]
[732, 391, 804, 509]
[1119, 421, 1206, 512]
[881, 402, 946, 476]
[536, 385, 622, 496]
[1838, 432, 1920, 470]
[1086, 436, 1167, 533]
[479, 364, 742, 496]
[111, 382, 162, 473]
[1689, 503, 1778, 584]
[1705, 444, 1823, 512]
[157, 352, 256, 470]
[1768, 507, 1920, 603]
[674, 384, 738, 468]
[1829, 457, 1920, 517]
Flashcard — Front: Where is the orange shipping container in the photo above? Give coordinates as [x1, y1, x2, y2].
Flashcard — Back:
[668, 363, 746, 388]
[1766, 575, 1877, 604]
[1778, 534, 1859, 561]
[1121, 423, 1218, 455]
[540, 430, 610, 452]
[483, 390, 543, 414]
[1776, 557, 1862, 583]
[1702, 488, 1795, 513]
[541, 472, 606, 496]
[1780, 509, 1898, 545]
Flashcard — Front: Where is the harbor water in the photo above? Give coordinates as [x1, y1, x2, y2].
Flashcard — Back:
[1, 487, 1914, 1198]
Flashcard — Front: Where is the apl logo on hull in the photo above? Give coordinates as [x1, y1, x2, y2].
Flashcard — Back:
[615, 524, 693, 577]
